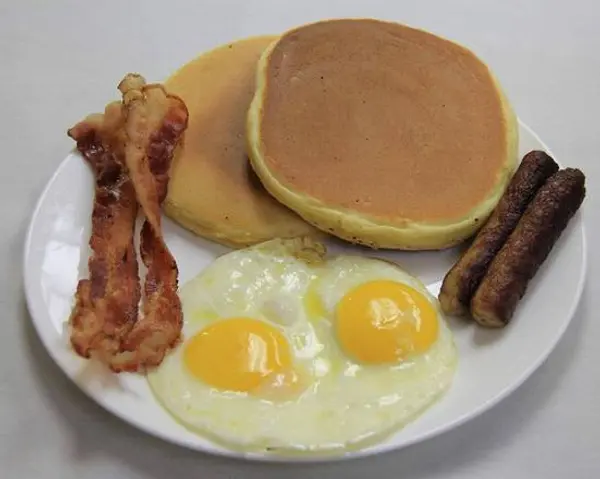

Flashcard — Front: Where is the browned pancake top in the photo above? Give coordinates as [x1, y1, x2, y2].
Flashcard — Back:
[259, 19, 509, 221]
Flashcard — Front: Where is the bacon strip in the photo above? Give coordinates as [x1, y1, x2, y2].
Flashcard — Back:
[109, 74, 188, 372]
[68, 74, 189, 373]
[67, 105, 141, 360]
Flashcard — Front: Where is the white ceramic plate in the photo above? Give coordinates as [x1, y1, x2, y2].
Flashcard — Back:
[23, 121, 586, 462]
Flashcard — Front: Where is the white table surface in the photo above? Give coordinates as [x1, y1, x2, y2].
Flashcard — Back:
[2, 0, 599, 477]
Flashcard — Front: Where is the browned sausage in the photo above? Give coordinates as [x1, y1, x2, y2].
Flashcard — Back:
[470, 168, 585, 327]
[438, 151, 559, 316]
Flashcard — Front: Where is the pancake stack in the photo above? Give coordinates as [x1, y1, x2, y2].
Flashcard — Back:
[167, 19, 519, 250]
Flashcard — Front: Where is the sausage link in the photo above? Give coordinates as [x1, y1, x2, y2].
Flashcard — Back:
[439, 151, 559, 316]
[471, 168, 585, 327]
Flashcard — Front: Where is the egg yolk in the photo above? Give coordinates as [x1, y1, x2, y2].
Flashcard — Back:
[184, 317, 293, 393]
[336, 280, 438, 364]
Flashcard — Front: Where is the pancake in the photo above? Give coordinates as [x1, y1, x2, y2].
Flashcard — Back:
[164, 36, 321, 248]
[247, 19, 519, 250]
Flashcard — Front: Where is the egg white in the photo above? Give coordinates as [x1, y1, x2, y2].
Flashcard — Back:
[147, 239, 457, 454]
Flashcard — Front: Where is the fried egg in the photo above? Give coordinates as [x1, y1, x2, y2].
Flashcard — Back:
[147, 239, 457, 454]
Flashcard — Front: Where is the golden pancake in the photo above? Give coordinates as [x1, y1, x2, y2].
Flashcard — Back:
[164, 36, 321, 248]
[247, 19, 518, 250]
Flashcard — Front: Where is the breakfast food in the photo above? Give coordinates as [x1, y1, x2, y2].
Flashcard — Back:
[148, 238, 457, 453]
[163, 37, 321, 248]
[34, 13, 590, 460]
[68, 74, 188, 372]
[68, 104, 140, 360]
[471, 168, 586, 327]
[247, 19, 518, 250]
[439, 151, 559, 316]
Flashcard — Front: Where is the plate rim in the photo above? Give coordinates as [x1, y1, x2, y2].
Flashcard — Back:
[22, 120, 588, 463]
